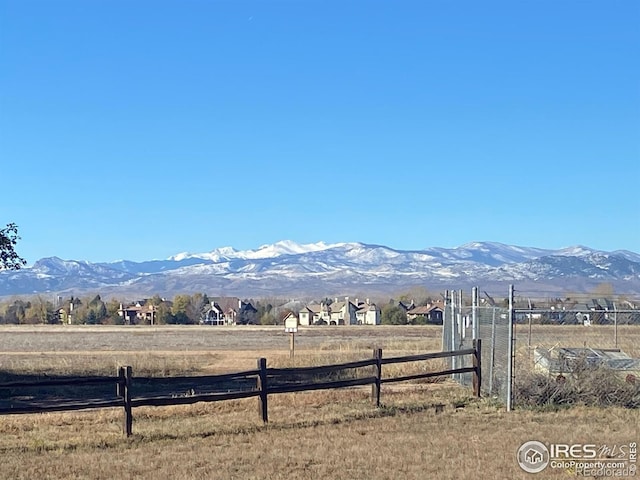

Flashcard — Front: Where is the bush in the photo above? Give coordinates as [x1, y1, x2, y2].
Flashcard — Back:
[514, 359, 640, 409]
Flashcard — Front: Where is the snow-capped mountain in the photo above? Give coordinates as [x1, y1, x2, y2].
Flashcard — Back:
[1, 241, 639, 297]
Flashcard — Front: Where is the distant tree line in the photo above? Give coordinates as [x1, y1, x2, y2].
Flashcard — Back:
[0, 287, 448, 326]
[0, 293, 280, 326]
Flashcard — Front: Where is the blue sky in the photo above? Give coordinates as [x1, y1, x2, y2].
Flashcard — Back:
[1, 0, 639, 264]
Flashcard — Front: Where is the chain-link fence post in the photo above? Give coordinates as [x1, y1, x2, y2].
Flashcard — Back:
[507, 284, 514, 412]
[472, 286, 478, 340]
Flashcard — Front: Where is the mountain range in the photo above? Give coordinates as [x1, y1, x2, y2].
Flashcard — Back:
[1, 240, 640, 298]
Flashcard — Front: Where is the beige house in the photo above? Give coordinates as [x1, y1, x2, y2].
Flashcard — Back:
[355, 299, 381, 325]
[299, 297, 379, 325]
[117, 301, 157, 324]
[299, 297, 359, 325]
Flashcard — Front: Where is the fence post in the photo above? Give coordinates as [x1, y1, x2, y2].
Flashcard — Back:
[489, 307, 496, 396]
[473, 339, 482, 397]
[450, 290, 457, 379]
[371, 348, 382, 407]
[257, 358, 268, 423]
[507, 284, 515, 412]
[472, 286, 478, 340]
[116, 366, 123, 398]
[119, 366, 133, 437]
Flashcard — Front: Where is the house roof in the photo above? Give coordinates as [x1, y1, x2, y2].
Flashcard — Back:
[590, 298, 614, 310]
[281, 311, 298, 321]
[398, 301, 415, 311]
[207, 303, 224, 314]
[407, 306, 431, 315]
[407, 304, 443, 315]
[331, 301, 346, 311]
[357, 304, 378, 313]
[209, 297, 256, 314]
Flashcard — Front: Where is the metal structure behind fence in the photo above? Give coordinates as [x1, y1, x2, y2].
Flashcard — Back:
[443, 286, 640, 410]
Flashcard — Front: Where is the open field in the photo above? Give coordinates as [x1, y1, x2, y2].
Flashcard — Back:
[2, 324, 636, 374]
[515, 324, 640, 357]
[0, 325, 639, 479]
[0, 325, 444, 376]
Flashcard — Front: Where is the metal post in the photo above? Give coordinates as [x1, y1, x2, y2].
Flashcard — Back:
[472, 286, 478, 340]
[458, 289, 463, 345]
[289, 332, 295, 359]
[527, 298, 532, 349]
[450, 290, 457, 379]
[614, 303, 618, 348]
[473, 339, 482, 397]
[506, 284, 514, 412]
[489, 307, 496, 396]
[441, 290, 449, 352]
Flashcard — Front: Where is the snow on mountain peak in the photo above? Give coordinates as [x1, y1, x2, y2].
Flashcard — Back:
[170, 252, 192, 261]
[556, 245, 597, 257]
[169, 240, 347, 262]
[242, 240, 342, 259]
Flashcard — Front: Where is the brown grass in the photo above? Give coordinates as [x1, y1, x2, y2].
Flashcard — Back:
[515, 324, 640, 358]
[0, 385, 637, 480]
[0, 324, 443, 376]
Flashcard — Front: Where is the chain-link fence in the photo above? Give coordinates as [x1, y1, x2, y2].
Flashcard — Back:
[442, 289, 511, 405]
[443, 287, 640, 409]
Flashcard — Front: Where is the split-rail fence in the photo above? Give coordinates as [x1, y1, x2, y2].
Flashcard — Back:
[0, 340, 481, 436]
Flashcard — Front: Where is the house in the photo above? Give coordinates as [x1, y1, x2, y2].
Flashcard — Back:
[299, 303, 332, 325]
[206, 297, 258, 325]
[298, 305, 315, 326]
[117, 300, 158, 325]
[202, 302, 226, 325]
[299, 297, 358, 325]
[57, 297, 82, 324]
[355, 299, 381, 325]
[282, 311, 299, 327]
[407, 300, 444, 324]
[398, 300, 416, 312]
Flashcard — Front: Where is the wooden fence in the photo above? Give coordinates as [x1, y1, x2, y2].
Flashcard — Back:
[0, 340, 481, 436]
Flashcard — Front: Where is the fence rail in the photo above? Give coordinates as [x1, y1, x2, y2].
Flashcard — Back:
[0, 341, 481, 437]
[0, 376, 117, 388]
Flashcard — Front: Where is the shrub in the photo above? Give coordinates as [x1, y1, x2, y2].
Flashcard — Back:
[514, 358, 640, 409]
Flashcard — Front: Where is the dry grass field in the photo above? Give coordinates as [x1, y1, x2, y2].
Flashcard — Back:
[514, 324, 640, 357]
[0, 325, 638, 479]
[0, 325, 443, 376]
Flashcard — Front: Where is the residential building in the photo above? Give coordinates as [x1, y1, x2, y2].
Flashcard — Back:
[299, 297, 376, 325]
[355, 298, 381, 325]
[204, 297, 258, 325]
[117, 300, 158, 324]
[406, 300, 444, 324]
[202, 302, 226, 325]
